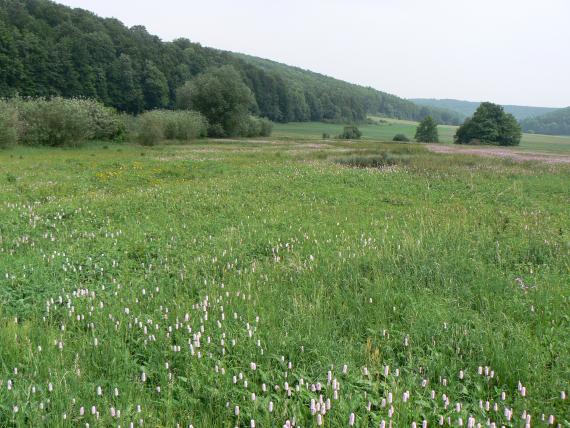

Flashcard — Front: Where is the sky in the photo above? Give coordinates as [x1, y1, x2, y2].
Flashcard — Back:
[56, 0, 570, 108]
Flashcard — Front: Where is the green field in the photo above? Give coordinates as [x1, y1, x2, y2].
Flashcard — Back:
[273, 119, 570, 154]
[1, 137, 569, 426]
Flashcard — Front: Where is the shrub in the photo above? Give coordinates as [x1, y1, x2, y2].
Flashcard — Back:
[162, 111, 208, 140]
[0, 100, 20, 148]
[3, 97, 126, 147]
[84, 100, 127, 141]
[258, 117, 273, 137]
[207, 123, 227, 138]
[393, 134, 410, 142]
[239, 116, 273, 138]
[322, 133, 330, 139]
[136, 110, 209, 145]
[17, 98, 92, 147]
[136, 112, 164, 146]
[337, 126, 362, 140]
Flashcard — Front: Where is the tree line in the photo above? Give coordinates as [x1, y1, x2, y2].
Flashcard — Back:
[0, 0, 462, 125]
[520, 107, 570, 136]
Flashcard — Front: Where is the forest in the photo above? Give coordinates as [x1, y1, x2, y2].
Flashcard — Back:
[0, 0, 462, 124]
[520, 107, 570, 136]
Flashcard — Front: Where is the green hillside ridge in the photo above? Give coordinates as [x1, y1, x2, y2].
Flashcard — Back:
[520, 106, 570, 136]
[0, 0, 461, 125]
[411, 98, 558, 121]
[232, 53, 463, 125]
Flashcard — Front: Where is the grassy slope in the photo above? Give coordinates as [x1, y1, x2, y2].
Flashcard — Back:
[0, 140, 569, 426]
[273, 118, 570, 154]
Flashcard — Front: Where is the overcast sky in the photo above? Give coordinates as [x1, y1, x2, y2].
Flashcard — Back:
[57, 0, 570, 107]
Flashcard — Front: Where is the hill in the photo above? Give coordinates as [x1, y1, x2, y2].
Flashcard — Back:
[520, 107, 570, 136]
[232, 54, 462, 125]
[0, 0, 462, 124]
[410, 98, 558, 121]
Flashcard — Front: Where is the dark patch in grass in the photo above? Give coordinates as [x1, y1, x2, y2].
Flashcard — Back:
[335, 152, 411, 168]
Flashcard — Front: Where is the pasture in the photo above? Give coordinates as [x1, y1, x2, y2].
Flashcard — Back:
[0, 137, 569, 427]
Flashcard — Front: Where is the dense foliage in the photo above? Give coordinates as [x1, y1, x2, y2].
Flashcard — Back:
[520, 107, 570, 136]
[0, 97, 125, 147]
[0, 0, 461, 124]
[414, 116, 439, 143]
[411, 98, 558, 122]
[455, 102, 521, 146]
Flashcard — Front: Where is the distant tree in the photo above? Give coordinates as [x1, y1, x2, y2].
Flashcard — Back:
[415, 116, 439, 143]
[455, 102, 521, 145]
[176, 65, 256, 137]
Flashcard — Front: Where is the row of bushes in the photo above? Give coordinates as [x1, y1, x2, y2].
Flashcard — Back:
[0, 97, 274, 148]
[136, 111, 272, 146]
[0, 97, 126, 148]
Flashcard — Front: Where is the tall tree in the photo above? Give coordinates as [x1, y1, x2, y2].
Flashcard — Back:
[176, 65, 256, 137]
[415, 116, 439, 143]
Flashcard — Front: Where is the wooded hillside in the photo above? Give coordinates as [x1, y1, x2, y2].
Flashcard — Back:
[0, 0, 462, 124]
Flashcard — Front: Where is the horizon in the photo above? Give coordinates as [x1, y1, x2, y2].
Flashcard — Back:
[54, 0, 570, 109]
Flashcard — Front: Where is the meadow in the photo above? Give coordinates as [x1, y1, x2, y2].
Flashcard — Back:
[0, 136, 569, 427]
[273, 119, 570, 155]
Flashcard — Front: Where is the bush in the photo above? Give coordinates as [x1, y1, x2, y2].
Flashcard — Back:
[136, 110, 208, 146]
[1, 97, 126, 147]
[136, 112, 164, 146]
[239, 116, 273, 138]
[322, 133, 330, 139]
[162, 111, 208, 140]
[84, 100, 127, 141]
[17, 98, 92, 147]
[337, 126, 362, 140]
[0, 100, 20, 148]
[393, 134, 410, 142]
